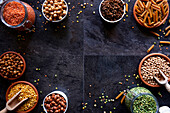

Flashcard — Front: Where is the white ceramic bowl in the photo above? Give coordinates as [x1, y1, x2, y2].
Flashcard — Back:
[43, 91, 68, 113]
[42, 0, 68, 22]
[99, 0, 126, 23]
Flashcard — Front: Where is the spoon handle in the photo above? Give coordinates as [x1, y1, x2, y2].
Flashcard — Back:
[0, 107, 8, 113]
[165, 82, 170, 93]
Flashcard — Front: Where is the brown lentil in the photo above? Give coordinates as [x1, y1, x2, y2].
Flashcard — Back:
[101, 0, 125, 21]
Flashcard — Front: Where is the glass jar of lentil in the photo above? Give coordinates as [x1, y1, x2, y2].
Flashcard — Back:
[0, 0, 35, 31]
[125, 87, 159, 113]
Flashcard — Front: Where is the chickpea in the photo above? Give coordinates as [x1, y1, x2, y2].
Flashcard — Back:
[54, 7, 59, 11]
[48, 8, 52, 11]
[49, 16, 53, 21]
[58, 5, 62, 9]
[50, 12, 54, 15]
[58, 2, 63, 6]
[43, 4, 47, 7]
[50, 0, 53, 4]
[47, 4, 51, 7]
[45, 1, 48, 4]
[54, 3, 58, 6]
[59, 16, 62, 20]
[54, 14, 57, 17]
[62, 5, 67, 8]
[45, 10, 49, 14]
[63, 10, 67, 15]
[54, 11, 57, 14]
[46, 15, 50, 18]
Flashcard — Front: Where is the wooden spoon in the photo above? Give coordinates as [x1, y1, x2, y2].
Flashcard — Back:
[0, 90, 28, 113]
[154, 69, 170, 93]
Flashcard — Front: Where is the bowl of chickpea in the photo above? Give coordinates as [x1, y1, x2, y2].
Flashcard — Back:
[42, 0, 68, 22]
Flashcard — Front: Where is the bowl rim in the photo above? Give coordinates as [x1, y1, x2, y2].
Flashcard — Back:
[43, 91, 68, 113]
[42, 0, 68, 22]
[6, 81, 39, 113]
[99, 0, 126, 23]
[133, 0, 169, 28]
[0, 51, 26, 80]
[138, 53, 170, 87]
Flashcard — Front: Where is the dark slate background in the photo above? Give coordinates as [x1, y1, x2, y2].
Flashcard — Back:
[0, 0, 170, 113]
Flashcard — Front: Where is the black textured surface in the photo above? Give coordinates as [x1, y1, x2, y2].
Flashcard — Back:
[0, 0, 170, 113]
[84, 0, 170, 55]
[84, 56, 170, 113]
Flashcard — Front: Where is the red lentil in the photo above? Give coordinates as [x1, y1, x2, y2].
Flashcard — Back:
[3, 1, 25, 26]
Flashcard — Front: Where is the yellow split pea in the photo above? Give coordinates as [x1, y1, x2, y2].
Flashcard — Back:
[8, 83, 37, 111]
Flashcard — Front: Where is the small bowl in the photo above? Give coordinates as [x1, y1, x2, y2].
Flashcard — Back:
[43, 91, 68, 113]
[0, 51, 26, 80]
[138, 53, 170, 87]
[99, 0, 126, 23]
[6, 81, 39, 113]
[133, 1, 169, 28]
[42, 0, 68, 22]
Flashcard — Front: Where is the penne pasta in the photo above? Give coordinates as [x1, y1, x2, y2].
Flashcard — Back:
[151, 0, 157, 5]
[143, 12, 149, 23]
[138, 0, 144, 9]
[160, 4, 165, 16]
[165, 30, 170, 37]
[153, 21, 160, 27]
[141, 10, 147, 17]
[165, 25, 170, 31]
[139, 18, 144, 25]
[148, 9, 152, 18]
[152, 4, 161, 11]
[153, 13, 155, 23]
[136, 8, 142, 13]
[150, 31, 160, 36]
[126, 3, 128, 12]
[155, 11, 158, 22]
[159, 13, 162, 21]
[156, 0, 162, 3]
[145, 1, 149, 9]
[116, 91, 124, 99]
[147, 44, 155, 53]
[148, 17, 151, 25]
[121, 95, 126, 104]
[135, 0, 169, 28]
[143, 2, 147, 9]
[160, 41, 170, 44]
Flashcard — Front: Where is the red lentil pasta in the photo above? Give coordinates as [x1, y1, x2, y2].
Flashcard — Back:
[135, 0, 169, 28]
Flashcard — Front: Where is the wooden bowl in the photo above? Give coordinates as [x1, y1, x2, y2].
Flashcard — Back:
[6, 81, 39, 112]
[0, 51, 26, 80]
[138, 53, 170, 87]
[133, 0, 169, 28]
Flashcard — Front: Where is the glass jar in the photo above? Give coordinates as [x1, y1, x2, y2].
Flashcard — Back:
[125, 87, 159, 113]
[0, 0, 35, 31]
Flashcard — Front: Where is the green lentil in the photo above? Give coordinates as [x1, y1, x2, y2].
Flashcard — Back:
[133, 95, 157, 113]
